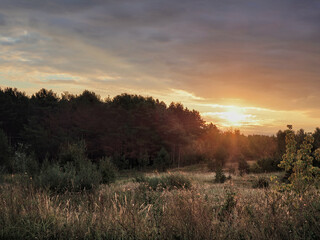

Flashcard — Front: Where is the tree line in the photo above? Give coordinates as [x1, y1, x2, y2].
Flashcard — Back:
[1, 87, 320, 171]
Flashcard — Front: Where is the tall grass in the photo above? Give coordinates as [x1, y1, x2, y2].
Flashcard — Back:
[0, 173, 319, 239]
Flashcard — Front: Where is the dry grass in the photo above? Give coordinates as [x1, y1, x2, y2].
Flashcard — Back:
[0, 171, 319, 239]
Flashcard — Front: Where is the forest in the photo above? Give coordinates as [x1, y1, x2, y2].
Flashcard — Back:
[2, 87, 320, 170]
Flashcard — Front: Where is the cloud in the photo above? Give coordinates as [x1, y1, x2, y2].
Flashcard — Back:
[0, 0, 320, 133]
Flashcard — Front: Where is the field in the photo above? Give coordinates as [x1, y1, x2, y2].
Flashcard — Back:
[1, 166, 319, 240]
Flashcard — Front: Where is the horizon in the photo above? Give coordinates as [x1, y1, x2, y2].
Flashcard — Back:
[1, 0, 320, 135]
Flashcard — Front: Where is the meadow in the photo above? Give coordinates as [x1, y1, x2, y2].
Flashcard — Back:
[1, 89, 320, 239]
[1, 166, 319, 240]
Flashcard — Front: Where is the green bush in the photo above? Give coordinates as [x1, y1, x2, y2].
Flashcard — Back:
[219, 190, 237, 220]
[215, 167, 227, 183]
[37, 142, 101, 192]
[10, 144, 39, 176]
[166, 173, 192, 189]
[37, 164, 74, 192]
[73, 160, 101, 191]
[99, 157, 117, 184]
[38, 160, 101, 192]
[138, 173, 192, 191]
[59, 141, 87, 167]
[252, 177, 269, 188]
[257, 157, 281, 172]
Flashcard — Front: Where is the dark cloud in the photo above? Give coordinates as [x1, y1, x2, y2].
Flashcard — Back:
[0, 0, 105, 13]
[0, 13, 6, 26]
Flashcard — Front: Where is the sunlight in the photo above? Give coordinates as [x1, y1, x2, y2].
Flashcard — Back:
[220, 110, 250, 126]
[202, 107, 258, 127]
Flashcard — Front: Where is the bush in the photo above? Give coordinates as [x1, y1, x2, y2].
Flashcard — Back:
[10, 144, 39, 176]
[238, 157, 250, 176]
[37, 164, 73, 192]
[252, 177, 270, 188]
[99, 157, 117, 184]
[37, 142, 101, 192]
[219, 190, 237, 220]
[257, 157, 281, 172]
[59, 141, 87, 167]
[215, 167, 227, 183]
[73, 160, 101, 191]
[166, 173, 192, 189]
[138, 173, 192, 191]
[38, 160, 101, 192]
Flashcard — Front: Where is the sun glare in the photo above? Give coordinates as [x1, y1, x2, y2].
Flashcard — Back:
[219, 110, 249, 126]
[202, 107, 257, 127]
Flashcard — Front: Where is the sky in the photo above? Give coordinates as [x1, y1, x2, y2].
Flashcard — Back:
[0, 0, 320, 135]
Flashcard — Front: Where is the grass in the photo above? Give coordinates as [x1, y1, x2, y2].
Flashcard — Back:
[0, 169, 319, 239]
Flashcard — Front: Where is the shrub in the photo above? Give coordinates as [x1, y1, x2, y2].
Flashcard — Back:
[166, 173, 192, 189]
[99, 157, 118, 184]
[252, 177, 270, 188]
[219, 190, 237, 220]
[37, 164, 73, 192]
[59, 141, 87, 167]
[38, 160, 101, 192]
[37, 142, 101, 192]
[10, 144, 39, 176]
[238, 157, 250, 176]
[215, 167, 227, 183]
[257, 157, 281, 172]
[138, 173, 192, 191]
[73, 160, 101, 191]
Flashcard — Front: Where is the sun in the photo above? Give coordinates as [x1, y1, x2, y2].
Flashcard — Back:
[202, 106, 259, 128]
[219, 110, 251, 126]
